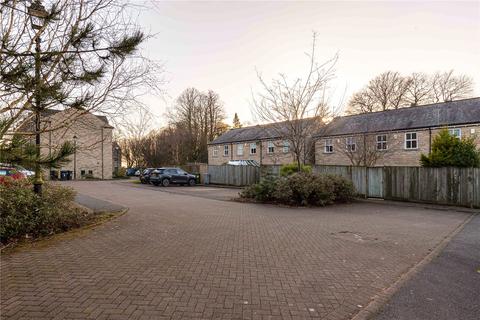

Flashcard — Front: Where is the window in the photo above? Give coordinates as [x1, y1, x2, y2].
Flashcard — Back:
[250, 143, 257, 155]
[237, 143, 244, 156]
[376, 135, 387, 150]
[267, 141, 275, 154]
[283, 141, 290, 153]
[88, 170, 93, 175]
[405, 132, 418, 149]
[213, 146, 219, 157]
[223, 145, 229, 156]
[81, 170, 85, 176]
[448, 128, 461, 138]
[346, 137, 356, 152]
[324, 139, 333, 153]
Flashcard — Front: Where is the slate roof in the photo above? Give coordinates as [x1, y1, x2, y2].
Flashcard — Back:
[209, 118, 321, 145]
[315, 98, 480, 137]
[42, 109, 112, 127]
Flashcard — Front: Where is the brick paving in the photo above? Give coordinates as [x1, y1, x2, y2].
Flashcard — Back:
[1, 181, 471, 320]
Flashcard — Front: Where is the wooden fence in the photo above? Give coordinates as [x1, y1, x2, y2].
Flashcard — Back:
[207, 164, 480, 208]
[383, 166, 480, 208]
[207, 165, 260, 186]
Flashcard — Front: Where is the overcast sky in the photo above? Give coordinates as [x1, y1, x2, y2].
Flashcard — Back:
[136, 0, 480, 126]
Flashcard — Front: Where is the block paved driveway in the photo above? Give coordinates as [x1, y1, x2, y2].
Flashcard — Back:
[0, 181, 472, 320]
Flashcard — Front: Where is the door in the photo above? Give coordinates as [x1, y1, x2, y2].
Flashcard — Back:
[367, 167, 384, 198]
[176, 169, 189, 184]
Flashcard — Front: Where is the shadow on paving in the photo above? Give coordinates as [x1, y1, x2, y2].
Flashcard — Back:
[373, 214, 480, 320]
[75, 194, 125, 213]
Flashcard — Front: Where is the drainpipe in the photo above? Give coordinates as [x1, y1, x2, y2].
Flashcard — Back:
[101, 127, 104, 179]
[428, 127, 432, 154]
[231, 143, 234, 160]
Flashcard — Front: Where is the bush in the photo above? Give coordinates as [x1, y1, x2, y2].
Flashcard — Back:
[0, 179, 95, 243]
[421, 129, 480, 167]
[240, 174, 277, 202]
[113, 167, 127, 178]
[279, 163, 312, 177]
[241, 172, 355, 206]
[326, 174, 356, 202]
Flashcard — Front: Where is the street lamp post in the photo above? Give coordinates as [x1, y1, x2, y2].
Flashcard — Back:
[73, 135, 78, 179]
[28, 0, 48, 194]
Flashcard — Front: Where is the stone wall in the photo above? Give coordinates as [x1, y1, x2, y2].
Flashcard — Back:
[39, 110, 114, 180]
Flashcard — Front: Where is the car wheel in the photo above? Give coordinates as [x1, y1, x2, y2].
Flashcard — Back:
[162, 178, 170, 187]
[188, 179, 195, 186]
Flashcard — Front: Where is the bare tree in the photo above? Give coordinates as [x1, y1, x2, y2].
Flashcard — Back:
[347, 70, 475, 115]
[346, 71, 410, 114]
[431, 70, 474, 103]
[404, 72, 432, 106]
[252, 33, 338, 170]
[170, 88, 226, 163]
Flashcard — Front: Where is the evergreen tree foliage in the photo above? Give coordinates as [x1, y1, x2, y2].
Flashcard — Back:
[420, 129, 480, 167]
[232, 113, 242, 128]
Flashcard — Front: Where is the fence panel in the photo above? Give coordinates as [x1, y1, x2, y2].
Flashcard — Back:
[208, 164, 479, 207]
[207, 165, 260, 186]
[383, 166, 479, 208]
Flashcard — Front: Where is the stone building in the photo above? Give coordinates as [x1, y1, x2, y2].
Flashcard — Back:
[208, 119, 321, 166]
[19, 109, 114, 179]
[314, 98, 480, 167]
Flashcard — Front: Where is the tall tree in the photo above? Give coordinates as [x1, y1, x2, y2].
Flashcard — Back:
[404, 72, 432, 106]
[232, 113, 242, 128]
[431, 70, 474, 103]
[169, 88, 227, 163]
[1, 0, 162, 192]
[346, 70, 474, 115]
[252, 33, 338, 170]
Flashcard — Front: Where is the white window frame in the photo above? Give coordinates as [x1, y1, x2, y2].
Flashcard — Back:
[448, 128, 461, 138]
[283, 140, 290, 153]
[213, 146, 219, 157]
[236, 143, 244, 156]
[324, 139, 333, 153]
[267, 141, 275, 154]
[250, 143, 257, 155]
[223, 145, 229, 157]
[346, 137, 356, 152]
[405, 132, 418, 149]
[376, 134, 388, 151]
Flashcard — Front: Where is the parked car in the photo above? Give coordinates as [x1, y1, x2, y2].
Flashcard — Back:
[126, 168, 138, 176]
[134, 169, 141, 176]
[140, 168, 156, 184]
[0, 166, 26, 183]
[149, 168, 196, 187]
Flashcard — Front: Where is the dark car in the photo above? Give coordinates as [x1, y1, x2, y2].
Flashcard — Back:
[139, 168, 156, 184]
[149, 168, 196, 187]
[126, 168, 138, 176]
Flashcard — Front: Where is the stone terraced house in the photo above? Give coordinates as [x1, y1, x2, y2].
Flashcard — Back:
[208, 119, 321, 166]
[314, 98, 480, 167]
[18, 109, 114, 179]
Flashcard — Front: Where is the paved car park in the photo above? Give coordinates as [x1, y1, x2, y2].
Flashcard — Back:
[1, 180, 474, 320]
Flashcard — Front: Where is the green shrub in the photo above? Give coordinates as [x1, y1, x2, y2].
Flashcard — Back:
[279, 163, 312, 177]
[0, 179, 95, 243]
[240, 174, 277, 201]
[421, 129, 480, 167]
[241, 172, 355, 206]
[326, 174, 356, 202]
[114, 167, 127, 178]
